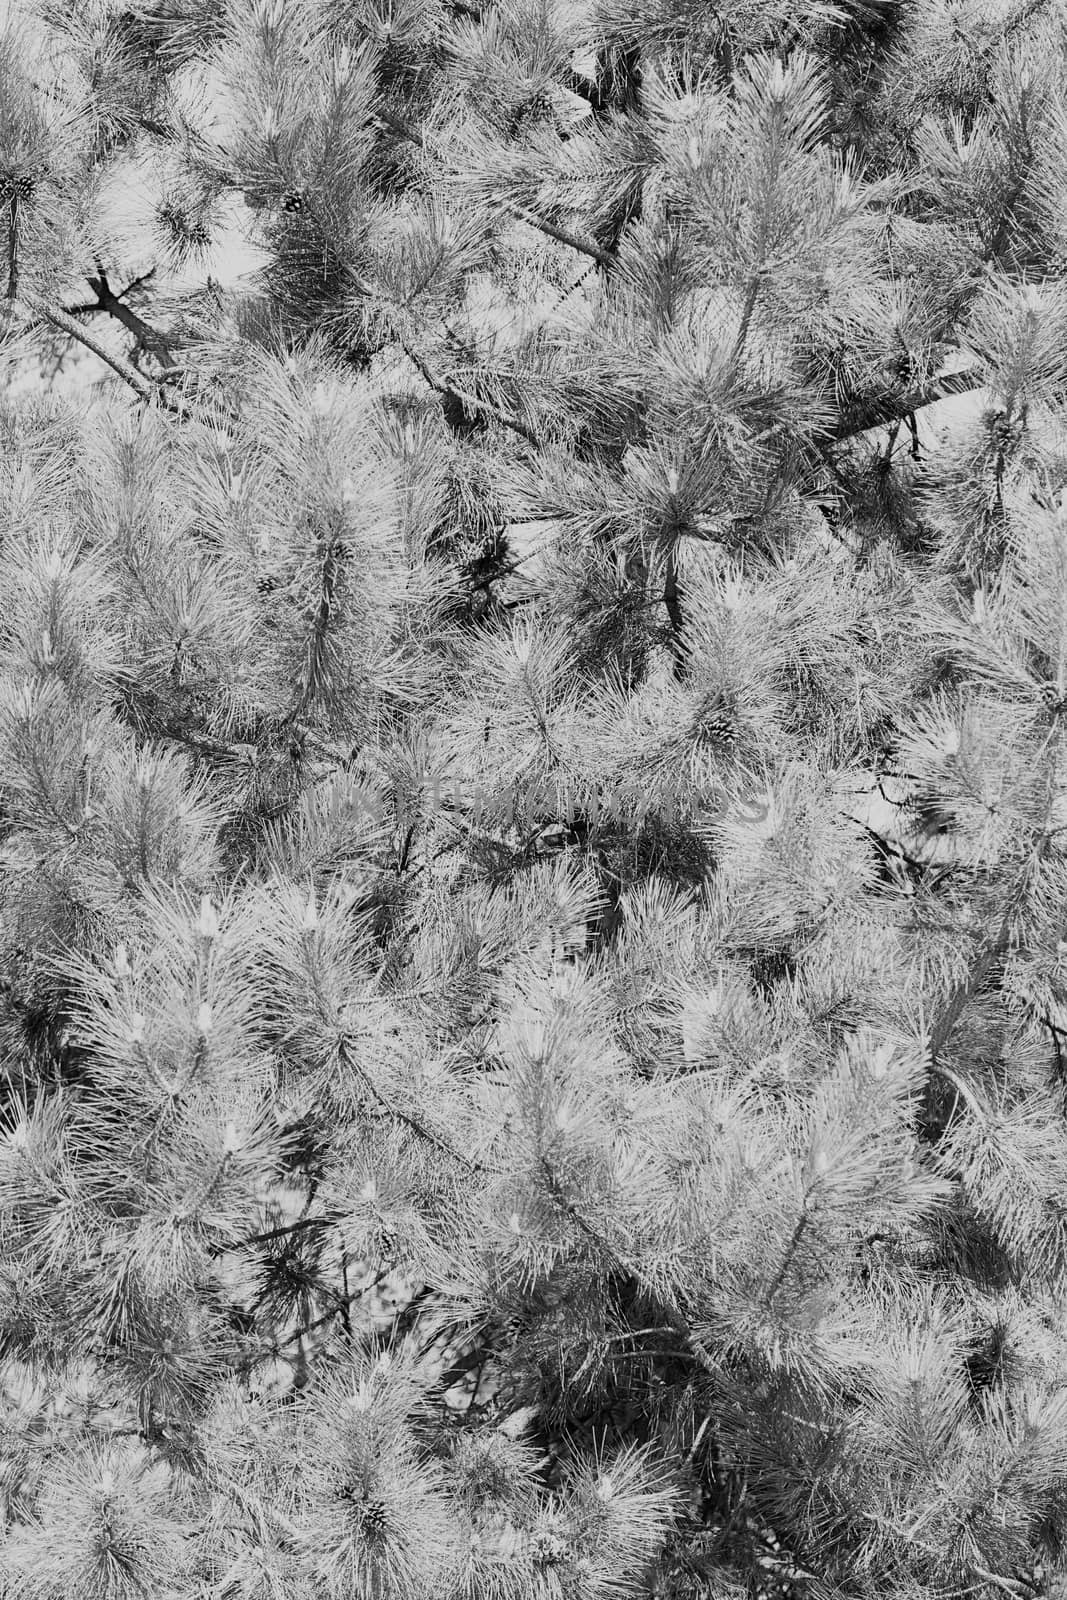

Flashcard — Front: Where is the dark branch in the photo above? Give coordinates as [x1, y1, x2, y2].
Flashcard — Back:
[23, 295, 190, 413]
[832, 367, 988, 443]
[502, 199, 615, 268]
[663, 543, 685, 676]
[65, 265, 158, 317]
[235, 1212, 345, 1249]
[84, 262, 176, 366]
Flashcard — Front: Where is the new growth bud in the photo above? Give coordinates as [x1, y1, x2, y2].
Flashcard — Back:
[197, 895, 220, 940]
[333, 45, 353, 87]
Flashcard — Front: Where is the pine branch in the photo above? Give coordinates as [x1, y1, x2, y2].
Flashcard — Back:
[373, 104, 614, 267]
[663, 543, 685, 674]
[926, 895, 1015, 1079]
[926, 818, 1060, 1092]
[6, 195, 19, 300]
[1042, 1013, 1067, 1097]
[235, 1212, 346, 1249]
[537, 1154, 717, 1377]
[499, 199, 615, 269]
[289, 518, 346, 725]
[266, 1276, 374, 1352]
[717, 16, 736, 80]
[831, 366, 988, 443]
[21, 294, 192, 415]
[731, 269, 764, 364]
[763, 1209, 811, 1309]
[401, 342, 542, 447]
[969, 1568, 1041, 1599]
[336, 1034, 493, 1175]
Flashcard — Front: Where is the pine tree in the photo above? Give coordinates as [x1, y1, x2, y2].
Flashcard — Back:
[4, 1, 1067, 1597]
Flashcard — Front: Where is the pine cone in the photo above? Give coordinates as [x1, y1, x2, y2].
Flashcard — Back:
[0, 173, 35, 203]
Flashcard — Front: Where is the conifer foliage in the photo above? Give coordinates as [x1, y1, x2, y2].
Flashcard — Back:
[4, 0, 1067, 1596]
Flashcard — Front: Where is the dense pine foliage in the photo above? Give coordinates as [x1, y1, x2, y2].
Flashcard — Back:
[4, 1, 1067, 1596]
